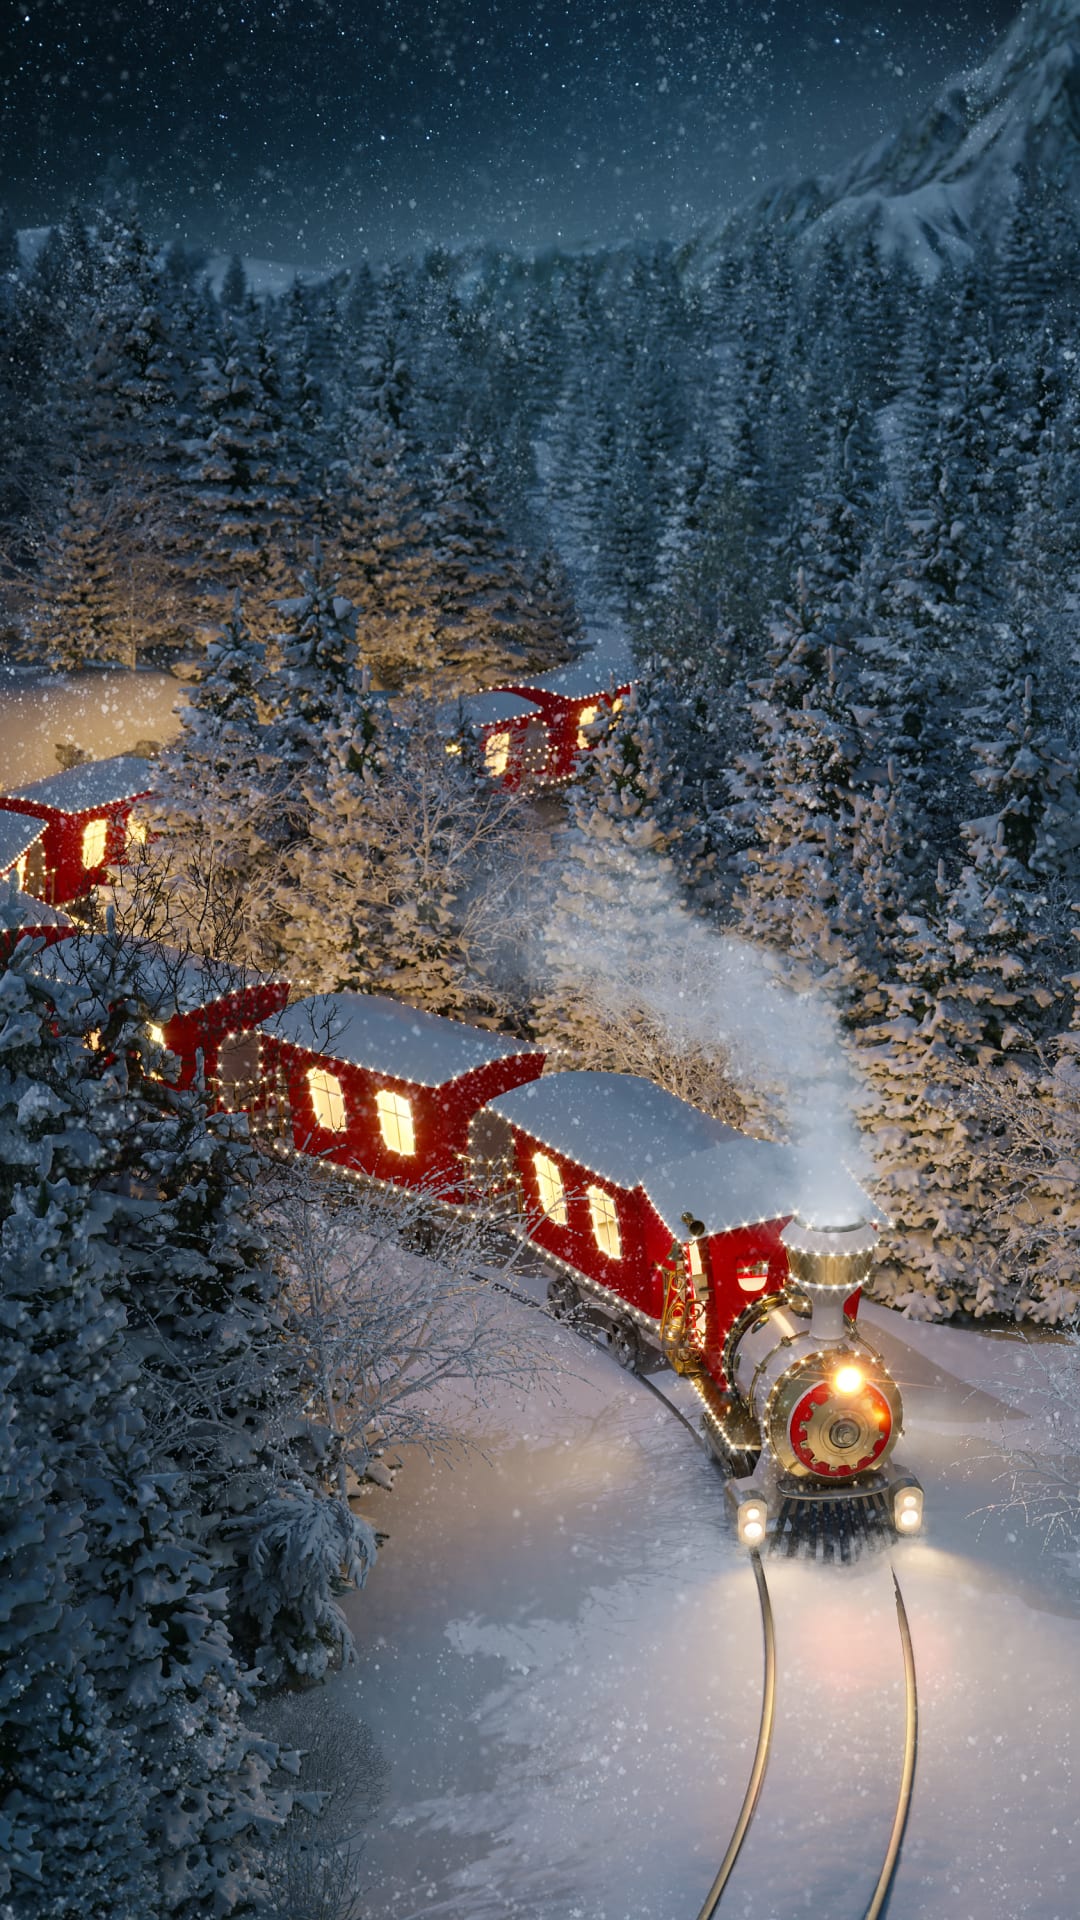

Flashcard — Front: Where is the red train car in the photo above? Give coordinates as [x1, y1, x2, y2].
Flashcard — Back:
[258, 992, 545, 1201]
[0, 810, 49, 898]
[0, 754, 155, 904]
[487, 669, 634, 785]
[129, 947, 290, 1092]
[32, 937, 288, 1092]
[0, 891, 74, 963]
[476, 1070, 796, 1374]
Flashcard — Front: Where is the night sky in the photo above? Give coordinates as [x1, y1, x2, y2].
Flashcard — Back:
[3, 0, 1023, 267]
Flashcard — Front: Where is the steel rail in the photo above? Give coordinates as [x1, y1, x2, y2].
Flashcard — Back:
[694, 1549, 777, 1920]
[860, 1570, 918, 1920]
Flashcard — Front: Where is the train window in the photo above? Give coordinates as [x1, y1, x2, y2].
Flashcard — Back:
[576, 705, 599, 749]
[737, 1259, 770, 1293]
[587, 1185, 621, 1259]
[533, 1152, 568, 1226]
[308, 1067, 347, 1133]
[484, 730, 510, 777]
[376, 1088, 415, 1155]
[82, 817, 108, 868]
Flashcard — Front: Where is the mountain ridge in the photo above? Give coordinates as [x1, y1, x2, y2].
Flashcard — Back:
[697, 0, 1080, 277]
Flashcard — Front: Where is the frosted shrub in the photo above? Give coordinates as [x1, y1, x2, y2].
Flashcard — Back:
[236, 1488, 376, 1686]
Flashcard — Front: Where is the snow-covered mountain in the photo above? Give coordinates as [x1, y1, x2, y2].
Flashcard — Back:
[698, 0, 1080, 277]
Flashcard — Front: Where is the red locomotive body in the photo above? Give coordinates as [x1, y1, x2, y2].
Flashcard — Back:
[259, 992, 545, 1203]
[0, 755, 154, 905]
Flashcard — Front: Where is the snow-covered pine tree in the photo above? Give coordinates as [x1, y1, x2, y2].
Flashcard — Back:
[728, 635, 882, 1017]
[0, 918, 291, 1916]
[325, 415, 442, 690]
[858, 895, 1002, 1317]
[285, 697, 539, 1021]
[261, 549, 366, 836]
[534, 685, 676, 1060]
[27, 474, 137, 668]
[124, 595, 281, 965]
[425, 434, 563, 690]
[178, 324, 301, 645]
[274, 703, 390, 995]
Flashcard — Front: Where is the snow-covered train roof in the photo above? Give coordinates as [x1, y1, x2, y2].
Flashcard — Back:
[264, 992, 540, 1086]
[0, 889, 71, 931]
[31, 937, 267, 1016]
[6, 754, 156, 812]
[486, 1069, 873, 1234]
[485, 1071, 739, 1189]
[462, 690, 541, 724]
[0, 810, 45, 867]
[643, 1139, 800, 1237]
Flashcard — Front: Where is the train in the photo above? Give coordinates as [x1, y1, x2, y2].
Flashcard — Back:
[11, 917, 924, 1548]
[0, 717, 921, 1548]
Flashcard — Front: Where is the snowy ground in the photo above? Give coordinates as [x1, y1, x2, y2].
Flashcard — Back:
[327, 1286, 1079, 1920]
[0, 664, 183, 785]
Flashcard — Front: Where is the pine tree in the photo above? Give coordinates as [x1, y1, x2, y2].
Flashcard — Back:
[534, 686, 678, 1062]
[129, 596, 280, 964]
[178, 325, 301, 643]
[0, 924, 290, 1916]
[325, 416, 441, 689]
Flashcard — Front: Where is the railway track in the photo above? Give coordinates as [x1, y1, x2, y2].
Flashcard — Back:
[692, 1552, 918, 1920]
[483, 1256, 920, 1920]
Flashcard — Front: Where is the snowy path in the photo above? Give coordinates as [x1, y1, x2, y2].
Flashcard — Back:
[0, 664, 182, 784]
[331, 1293, 1080, 1920]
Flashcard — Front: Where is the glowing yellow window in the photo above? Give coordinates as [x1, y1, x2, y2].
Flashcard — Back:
[687, 1239, 703, 1275]
[533, 1152, 568, 1226]
[147, 1023, 166, 1048]
[126, 813, 147, 848]
[737, 1259, 770, 1294]
[376, 1088, 415, 1155]
[587, 1185, 621, 1259]
[576, 705, 599, 749]
[82, 817, 108, 868]
[308, 1067, 347, 1133]
[14, 853, 26, 889]
[484, 730, 510, 777]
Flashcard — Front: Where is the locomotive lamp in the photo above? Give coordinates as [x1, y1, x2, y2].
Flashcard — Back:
[727, 1487, 770, 1547]
[891, 1474, 924, 1534]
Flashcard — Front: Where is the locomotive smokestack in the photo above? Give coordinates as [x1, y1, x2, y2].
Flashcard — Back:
[781, 1217, 876, 1343]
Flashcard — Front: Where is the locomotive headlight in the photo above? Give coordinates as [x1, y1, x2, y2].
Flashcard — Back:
[735, 1496, 768, 1547]
[892, 1481, 924, 1535]
[832, 1365, 864, 1396]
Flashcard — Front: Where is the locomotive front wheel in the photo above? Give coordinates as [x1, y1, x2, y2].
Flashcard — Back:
[610, 1321, 642, 1373]
[547, 1277, 581, 1321]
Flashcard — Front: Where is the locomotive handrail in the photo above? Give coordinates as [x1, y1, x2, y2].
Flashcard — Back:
[694, 1549, 776, 1920]
[861, 1569, 918, 1920]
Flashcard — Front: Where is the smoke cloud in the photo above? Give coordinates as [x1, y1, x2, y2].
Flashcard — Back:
[538, 847, 875, 1227]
